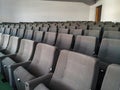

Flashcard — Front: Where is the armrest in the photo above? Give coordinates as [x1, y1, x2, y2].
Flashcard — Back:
[9, 61, 31, 70]
[8, 61, 31, 86]
[25, 73, 53, 90]
[0, 54, 16, 60]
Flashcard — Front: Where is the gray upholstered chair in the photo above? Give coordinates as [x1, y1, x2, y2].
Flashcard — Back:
[103, 31, 120, 39]
[24, 30, 34, 40]
[101, 64, 120, 90]
[13, 43, 59, 90]
[73, 36, 96, 56]
[55, 33, 73, 50]
[43, 32, 56, 45]
[98, 38, 120, 64]
[33, 31, 44, 42]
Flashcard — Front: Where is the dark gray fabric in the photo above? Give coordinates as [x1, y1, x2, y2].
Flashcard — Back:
[33, 31, 44, 42]
[55, 33, 73, 50]
[0, 34, 10, 50]
[43, 32, 56, 45]
[98, 38, 120, 64]
[41, 27, 48, 32]
[4, 28, 11, 34]
[10, 28, 18, 36]
[17, 29, 25, 38]
[14, 66, 35, 90]
[58, 29, 69, 34]
[73, 36, 96, 56]
[84, 30, 100, 39]
[104, 27, 119, 31]
[49, 50, 98, 90]
[89, 26, 101, 30]
[101, 64, 120, 90]
[103, 31, 120, 39]
[70, 29, 83, 36]
[24, 30, 33, 40]
[34, 84, 50, 90]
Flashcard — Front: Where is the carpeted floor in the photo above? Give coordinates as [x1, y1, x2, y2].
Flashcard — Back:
[0, 74, 13, 90]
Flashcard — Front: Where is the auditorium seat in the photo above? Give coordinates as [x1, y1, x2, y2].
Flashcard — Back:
[98, 38, 120, 64]
[16, 29, 25, 38]
[43, 32, 56, 45]
[24, 30, 34, 40]
[10, 28, 18, 36]
[0, 34, 10, 51]
[33, 31, 44, 42]
[49, 27, 57, 33]
[70, 29, 83, 36]
[55, 33, 73, 50]
[33, 26, 40, 31]
[73, 36, 96, 56]
[4, 28, 11, 34]
[84, 30, 101, 40]
[0, 36, 20, 58]
[13, 43, 59, 90]
[58, 28, 69, 34]
[102, 31, 120, 39]
[0, 27, 5, 34]
[1, 39, 35, 84]
[33, 50, 98, 90]
[101, 64, 120, 90]
[103, 27, 119, 31]
[89, 26, 102, 30]
[41, 26, 49, 32]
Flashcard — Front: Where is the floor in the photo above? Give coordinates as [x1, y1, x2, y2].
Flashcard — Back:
[0, 74, 13, 90]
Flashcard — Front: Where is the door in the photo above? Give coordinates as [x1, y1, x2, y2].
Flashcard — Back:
[95, 5, 102, 23]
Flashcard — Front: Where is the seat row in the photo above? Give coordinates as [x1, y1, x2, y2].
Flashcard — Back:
[0, 36, 120, 90]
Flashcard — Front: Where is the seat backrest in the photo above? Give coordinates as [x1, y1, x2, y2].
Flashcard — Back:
[98, 38, 120, 64]
[89, 26, 102, 30]
[70, 29, 83, 36]
[29, 43, 59, 76]
[4, 28, 11, 34]
[84, 30, 100, 39]
[14, 39, 34, 62]
[41, 27, 48, 32]
[101, 64, 120, 90]
[55, 33, 73, 50]
[0, 27, 5, 33]
[58, 28, 69, 34]
[73, 36, 96, 56]
[43, 32, 56, 45]
[10, 28, 18, 36]
[104, 27, 119, 31]
[49, 27, 57, 33]
[33, 26, 40, 31]
[50, 50, 98, 90]
[0, 34, 10, 49]
[24, 30, 33, 40]
[6, 36, 20, 54]
[33, 31, 44, 42]
[16, 29, 25, 38]
[103, 31, 120, 39]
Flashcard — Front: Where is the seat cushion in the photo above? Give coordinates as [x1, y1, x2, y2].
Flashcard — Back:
[34, 84, 50, 90]
[14, 66, 35, 90]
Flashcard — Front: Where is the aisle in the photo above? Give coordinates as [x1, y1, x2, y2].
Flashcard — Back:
[0, 74, 13, 90]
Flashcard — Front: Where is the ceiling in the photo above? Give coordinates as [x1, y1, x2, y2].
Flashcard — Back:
[48, 0, 98, 5]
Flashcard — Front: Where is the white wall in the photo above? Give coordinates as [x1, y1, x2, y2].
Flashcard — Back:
[0, 0, 90, 22]
[89, 0, 120, 22]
